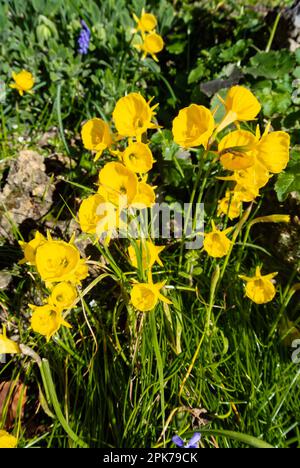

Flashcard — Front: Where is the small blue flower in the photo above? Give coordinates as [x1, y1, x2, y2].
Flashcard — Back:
[78, 20, 91, 55]
[172, 432, 201, 448]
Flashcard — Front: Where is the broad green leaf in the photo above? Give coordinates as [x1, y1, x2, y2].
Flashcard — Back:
[188, 61, 206, 84]
[246, 51, 294, 79]
[275, 153, 300, 201]
[275, 173, 295, 201]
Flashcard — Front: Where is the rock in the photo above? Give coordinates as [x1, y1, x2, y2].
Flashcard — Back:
[0, 150, 54, 240]
[273, 1, 300, 50]
[0, 270, 12, 289]
[262, 1, 300, 50]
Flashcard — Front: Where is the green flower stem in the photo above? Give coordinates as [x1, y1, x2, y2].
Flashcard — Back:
[219, 203, 253, 283]
[266, 12, 281, 53]
[117, 34, 135, 83]
[179, 265, 220, 398]
[62, 273, 111, 320]
[206, 265, 220, 333]
[150, 309, 166, 446]
[235, 223, 253, 274]
[155, 427, 273, 449]
[197, 429, 274, 448]
[56, 83, 70, 156]
[179, 152, 205, 269]
[54, 337, 85, 366]
[113, 300, 130, 366]
[39, 358, 88, 448]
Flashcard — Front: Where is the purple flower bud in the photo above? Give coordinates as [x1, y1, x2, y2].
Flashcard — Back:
[77, 19, 91, 55]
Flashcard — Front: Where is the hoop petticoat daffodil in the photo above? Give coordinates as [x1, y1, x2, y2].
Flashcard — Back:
[131, 181, 156, 208]
[0, 326, 21, 354]
[81, 118, 113, 161]
[254, 126, 290, 174]
[78, 193, 107, 234]
[217, 124, 289, 204]
[35, 232, 88, 285]
[48, 282, 78, 311]
[217, 191, 242, 220]
[19, 231, 46, 265]
[10, 70, 34, 96]
[128, 240, 165, 269]
[239, 267, 278, 304]
[172, 104, 215, 149]
[135, 33, 164, 62]
[29, 303, 71, 341]
[203, 220, 233, 258]
[216, 85, 261, 134]
[112, 93, 159, 141]
[122, 142, 154, 173]
[78, 193, 120, 236]
[218, 125, 290, 174]
[237, 162, 271, 189]
[218, 130, 257, 171]
[218, 161, 271, 194]
[233, 184, 260, 203]
[132, 9, 157, 34]
[98, 162, 138, 208]
[131, 280, 172, 312]
[0, 430, 18, 449]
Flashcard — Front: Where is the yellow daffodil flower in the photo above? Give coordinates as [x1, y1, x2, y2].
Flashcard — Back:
[122, 142, 154, 173]
[81, 118, 113, 161]
[203, 220, 232, 258]
[219, 161, 270, 194]
[128, 240, 164, 269]
[172, 104, 214, 149]
[131, 181, 156, 208]
[98, 162, 138, 208]
[131, 280, 172, 312]
[35, 234, 88, 284]
[10, 70, 34, 96]
[0, 326, 21, 355]
[78, 193, 106, 234]
[216, 86, 261, 134]
[133, 10, 157, 33]
[218, 130, 257, 171]
[48, 282, 77, 311]
[219, 126, 290, 174]
[78, 193, 116, 233]
[255, 129, 290, 174]
[217, 191, 242, 220]
[137, 33, 164, 61]
[19, 231, 46, 265]
[112, 93, 159, 140]
[0, 430, 18, 448]
[234, 184, 260, 203]
[239, 267, 278, 304]
[235, 163, 270, 190]
[29, 304, 71, 341]
[79, 193, 120, 239]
